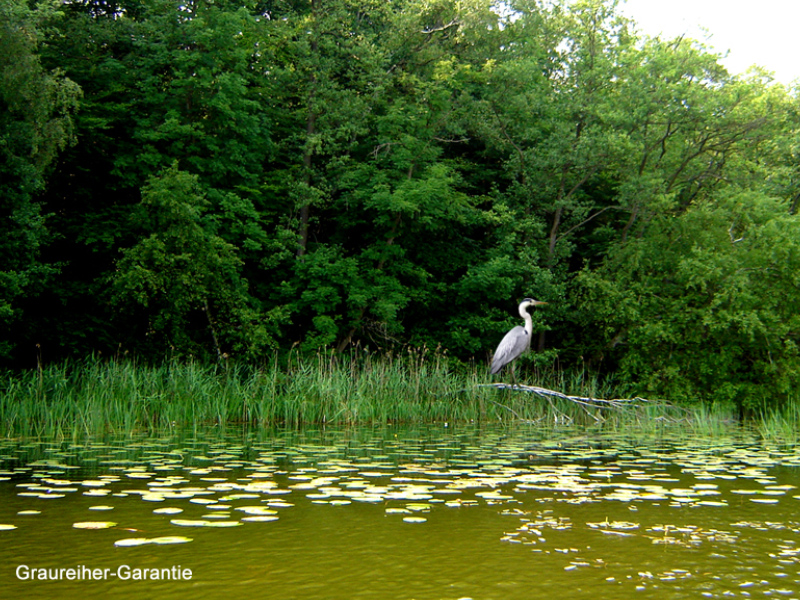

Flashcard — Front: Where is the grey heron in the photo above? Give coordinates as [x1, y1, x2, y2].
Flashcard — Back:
[489, 298, 547, 375]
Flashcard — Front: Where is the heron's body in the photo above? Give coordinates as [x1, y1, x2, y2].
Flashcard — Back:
[489, 298, 546, 375]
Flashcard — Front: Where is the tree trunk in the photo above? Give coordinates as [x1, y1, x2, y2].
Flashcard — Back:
[336, 164, 412, 351]
[296, 108, 315, 257]
[296, 0, 318, 258]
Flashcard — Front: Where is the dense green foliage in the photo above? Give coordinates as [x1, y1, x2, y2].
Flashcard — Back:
[2, 0, 799, 408]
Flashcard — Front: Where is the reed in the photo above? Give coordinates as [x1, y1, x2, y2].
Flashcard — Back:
[0, 352, 488, 435]
[757, 400, 800, 444]
[0, 352, 790, 438]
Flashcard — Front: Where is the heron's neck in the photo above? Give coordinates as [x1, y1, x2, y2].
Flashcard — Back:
[520, 307, 533, 335]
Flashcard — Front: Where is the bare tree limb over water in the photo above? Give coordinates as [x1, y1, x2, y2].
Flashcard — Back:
[479, 383, 678, 424]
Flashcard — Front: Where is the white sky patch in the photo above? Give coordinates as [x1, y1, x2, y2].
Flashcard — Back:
[619, 0, 800, 84]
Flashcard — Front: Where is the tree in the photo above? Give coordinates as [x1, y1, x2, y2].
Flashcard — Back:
[26, 0, 274, 359]
[111, 164, 273, 359]
[0, 0, 80, 358]
[578, 191, 800, 409]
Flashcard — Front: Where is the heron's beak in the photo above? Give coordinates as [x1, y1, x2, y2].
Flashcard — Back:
[533, 301, 548, 306]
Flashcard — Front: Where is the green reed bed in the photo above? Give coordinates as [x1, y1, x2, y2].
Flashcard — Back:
[0, 352, 494, 436]
[757, 402, 800, 444]
[0, 352, 775, 438]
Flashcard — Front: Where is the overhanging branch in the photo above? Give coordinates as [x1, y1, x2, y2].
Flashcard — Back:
[478, 383, 664, 411]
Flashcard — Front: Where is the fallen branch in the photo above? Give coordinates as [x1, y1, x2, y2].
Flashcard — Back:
[478, 383, 668, 412]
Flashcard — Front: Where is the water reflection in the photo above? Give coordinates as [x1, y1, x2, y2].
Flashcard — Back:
[1, 425, 800, 599]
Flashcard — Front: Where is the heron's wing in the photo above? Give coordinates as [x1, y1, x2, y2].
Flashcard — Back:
[490, 326, 530, 374]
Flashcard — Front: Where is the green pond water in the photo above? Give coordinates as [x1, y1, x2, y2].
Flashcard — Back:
[1, 424, 800, 599]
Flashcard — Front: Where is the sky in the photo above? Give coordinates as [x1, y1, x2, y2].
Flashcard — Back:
[618, 0, 800, 85]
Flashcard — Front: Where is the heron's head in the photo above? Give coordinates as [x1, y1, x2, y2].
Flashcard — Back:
[522, 297, 547, 307]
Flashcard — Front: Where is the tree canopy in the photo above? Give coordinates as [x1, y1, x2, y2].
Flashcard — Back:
[2, 0, 799, 408]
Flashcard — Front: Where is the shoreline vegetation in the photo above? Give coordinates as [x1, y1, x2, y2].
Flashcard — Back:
[1, 353, 796, 442]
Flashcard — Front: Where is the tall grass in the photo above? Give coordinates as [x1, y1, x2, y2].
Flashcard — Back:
[757, 401, 800, 444]
[0, 350, 495, 436]
[0, 350, 784, 438]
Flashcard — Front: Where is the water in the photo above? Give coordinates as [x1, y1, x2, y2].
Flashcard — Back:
[1, 424, 799, 599]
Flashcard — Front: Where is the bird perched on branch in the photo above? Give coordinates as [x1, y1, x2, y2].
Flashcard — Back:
[489, 298, 547, 375]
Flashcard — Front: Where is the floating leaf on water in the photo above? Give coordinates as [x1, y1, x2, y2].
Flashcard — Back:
[599, 529, 634, 537]
[161, 492, 195, 500]
[81, 480, 108, 488]
[402, 516, 427, 523]
[750, 498, 780, 504]
[170, 519, 242, 528]
[151, 536, 193, 545]
[153, 507, 183, 515]
[235, 506, 278, 515]
[73, 521, 117, 529]
[200, 521, 242, 527]
[586, 520, 639, 530]
[42, 478, 75, 486]
[219, 494, 260, 501]
[84, 490, 111, 497]
[114, 538, 152, 547]
[241, 516, 279, 523]
[169, 519, 207, 527]
[17, 510, 41, 515]
[0, 524, 18, 530]
[88, 505, 115, 511]
[142, 494, 165, 502]
[189, 498, 217, 505]
[208, 484, 236, 493]
[347, 492, 383, 503]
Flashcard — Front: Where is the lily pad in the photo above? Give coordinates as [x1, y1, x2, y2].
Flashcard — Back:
[114, 537, 151, 547]
[402, 516, 427, 523]
[170, 519, 242, 528]
[73, 521, 117, 529]
[153, 507, 183, 515]
[234, 506, 277, 515]
[151, 536, 193, 545]
[386, 508, 411, 515]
